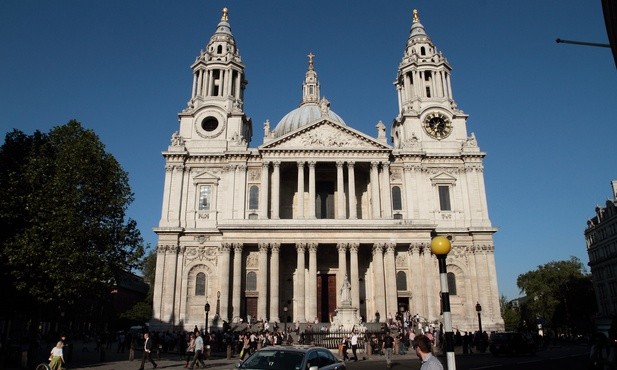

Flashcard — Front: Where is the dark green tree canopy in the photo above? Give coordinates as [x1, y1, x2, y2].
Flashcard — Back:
[0, 120, 144, 310]
[516, 256, 595, 334]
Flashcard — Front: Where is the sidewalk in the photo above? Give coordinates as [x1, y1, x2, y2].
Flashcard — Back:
[58, 342, 485, 370]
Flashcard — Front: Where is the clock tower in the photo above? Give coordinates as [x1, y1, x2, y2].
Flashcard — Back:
[391, 9, 468, 152]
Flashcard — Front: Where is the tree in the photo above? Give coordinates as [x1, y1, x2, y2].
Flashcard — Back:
[516, 257, 596, 336]
[0, 121, 145, 318]
[499, 295, 521, 332]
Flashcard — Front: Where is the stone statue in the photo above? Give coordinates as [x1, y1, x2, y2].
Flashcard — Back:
[264, 120, 270, 137]
[376, 120, 386, 139]
[340, 275, 352, 305]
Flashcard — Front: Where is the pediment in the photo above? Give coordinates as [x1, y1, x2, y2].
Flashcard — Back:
[430, 172, 457, 184]
[192, 170, 220, 183]
[261, 119, 390, 151]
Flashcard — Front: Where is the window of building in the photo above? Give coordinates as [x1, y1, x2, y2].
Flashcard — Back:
[246, 271, 257, 291]
[396, 271, 407, 291]
[249, 185, 259, 210]
[199, 185, 212, 210]
[392, 186, 402, 211]
[195, 272, 206, 296]
[447, 272, 457, 295]
[439, 185, 451, 211]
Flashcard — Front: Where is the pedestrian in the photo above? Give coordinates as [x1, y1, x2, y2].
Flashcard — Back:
[138, 332, 157, 370]
[189, 331, 206, 369]
[414, 334, 443, 370]
[185, 333, 196, 368]
[350, 331, 359, 361]
[341, 335, 349, 361]
[382, 331, 395, 368]
[48, 341, 64, 370]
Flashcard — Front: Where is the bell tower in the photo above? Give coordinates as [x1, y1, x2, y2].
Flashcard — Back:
[176, 8, 252, 153]
[391, 9, 468, 152]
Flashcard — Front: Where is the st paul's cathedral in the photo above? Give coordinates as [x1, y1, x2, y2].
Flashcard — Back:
[152, 8, 504, 332]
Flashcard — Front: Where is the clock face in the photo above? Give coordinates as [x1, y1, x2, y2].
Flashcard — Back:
[423, 113, 452, 139]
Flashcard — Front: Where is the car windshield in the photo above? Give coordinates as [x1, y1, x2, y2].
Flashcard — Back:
[239, 350, 305, 370]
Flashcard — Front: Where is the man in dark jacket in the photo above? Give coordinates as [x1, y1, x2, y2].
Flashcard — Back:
[138, 332, 157, 370]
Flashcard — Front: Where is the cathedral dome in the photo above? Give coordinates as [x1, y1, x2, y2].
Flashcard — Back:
[271, 53, 346, 138]
[273, 102, 346, 137]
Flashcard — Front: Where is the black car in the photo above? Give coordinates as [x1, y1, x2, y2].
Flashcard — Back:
[238, 345, 345, 370]
[489, 332, 536, 356]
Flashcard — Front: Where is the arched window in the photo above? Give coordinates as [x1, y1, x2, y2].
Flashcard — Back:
[246, 271, 257, 291]
[447, 272, 457, 296]
[195, 272, 206, 296]
[249, 186, 259, 210]
[396, 271, 407, 291]
[392, 186, 402, 211]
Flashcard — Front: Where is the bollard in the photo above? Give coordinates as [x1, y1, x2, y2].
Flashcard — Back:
[226, 344, 232, 360]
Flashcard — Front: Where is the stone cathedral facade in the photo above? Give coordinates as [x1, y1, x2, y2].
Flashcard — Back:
[152, 8, 504, 332]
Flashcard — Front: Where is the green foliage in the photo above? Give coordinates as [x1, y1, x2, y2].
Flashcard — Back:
[120, 301, 153, 324]
[516, 256, 596, 335]
[499, 295, 521, 332]
[142, 250, 157, 303]
[0, 121, 145, 311]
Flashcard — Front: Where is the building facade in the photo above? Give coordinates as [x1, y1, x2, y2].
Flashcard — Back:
[586, 180, 617, 331]
[152, 8, 504, 332]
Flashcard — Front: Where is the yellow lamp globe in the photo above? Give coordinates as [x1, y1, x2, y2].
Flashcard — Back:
[430, 236, 451, 256]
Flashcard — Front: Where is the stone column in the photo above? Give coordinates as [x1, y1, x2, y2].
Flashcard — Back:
[381, 163, 392, 218]
[297, 161, 305, 219]
[372, 243, 386, 321]
[337, 243, 348, 307]
[271, 161, 281, 219]
[424, 247, 436, 320]
[347, 162, 357, 219]
[308, 243, 318, 322]
[409, 243, 422, 315]
[349, 243, 360, 310]
[384, 243, 397, 316]
[232, 243, 243, 321]
[219, 243, 232, 322]
[336, 161, 346, 219]
[269, 243, 281, 323]
[258, 243, 269, 321]
[370, 161, 381, 219]
[260, 162, 269, 219]
[308, 162, 316, 219]
[152, 245, 168, 323]
[159, 165, 173, 226]
[295, 243, 307, 322]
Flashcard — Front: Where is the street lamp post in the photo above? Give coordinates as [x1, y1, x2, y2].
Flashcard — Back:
[431, 235, 456, 370]
[475, 302, 483, 334]
[205, 302, 211, 334]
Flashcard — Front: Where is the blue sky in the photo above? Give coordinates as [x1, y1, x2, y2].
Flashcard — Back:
[1, 1, 615, 300]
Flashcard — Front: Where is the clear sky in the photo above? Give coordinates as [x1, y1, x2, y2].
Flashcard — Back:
[1, 1, 615, 300]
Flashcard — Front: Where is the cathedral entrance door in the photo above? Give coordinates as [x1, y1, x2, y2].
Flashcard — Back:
[316, 274, 336, 322]
[245, 297, 257, 323]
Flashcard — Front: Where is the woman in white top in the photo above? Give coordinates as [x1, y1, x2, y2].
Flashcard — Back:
[49, 341, 64, 370]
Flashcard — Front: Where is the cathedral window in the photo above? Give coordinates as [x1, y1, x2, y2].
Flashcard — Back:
[447, 272, 457, 295]
[420, 46, 426, 56]
[246, 271, 257, 291]
[195, 272, 206, 296]
[392, 186, 402, 211]
[438, 185, 451, 211]
[199, 185, 212, 210]
[396, 271, 407, 291]
[217, 45, 222, 54]
[249, 185, 259, 210]
[425, 87, 431, 98]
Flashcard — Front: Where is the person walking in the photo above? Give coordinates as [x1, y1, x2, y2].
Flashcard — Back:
[341, 335, 350, 361]
[382, 332, 395, 368]
[189, 331, 206, 370]
[48, 341, 64, 370]
[414, 334, 443, 370]
[185, 333, 196, 368]
[138, 332, 157, 370]
[350, 331, 359, 361]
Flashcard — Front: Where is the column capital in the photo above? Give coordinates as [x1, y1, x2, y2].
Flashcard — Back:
[258, 243, 269, 252]
[297, 160, 306, 167]
[220, 243, 232, 253]
[272, 161, 281, 168]
[233, 243, 244, 253]
[296, 243, 307, 253]
[385, 243, 396, 254]
[337, 243, 348, 253]
[270, 243, 281, 253]
[308, 243, 318, 253]
[336, 161, 344, 168]
[308, 161, 316, 168]
[347, 161, 355, 168]
[262, 161, 270, 169]
[349, 243, 359, 253]
[372, 243, 384, 256]
[371, 161, 380, 169]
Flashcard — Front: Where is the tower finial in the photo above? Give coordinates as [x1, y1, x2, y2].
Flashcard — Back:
[307, 52, 315, 70]
[221, 7, 229, 22]
[412, 9, 419, 23]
